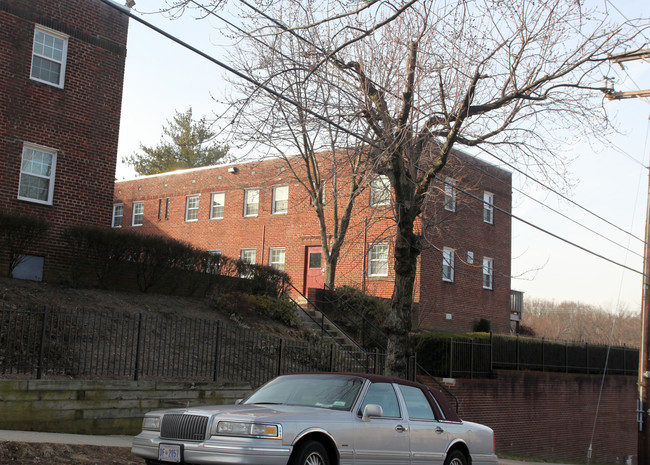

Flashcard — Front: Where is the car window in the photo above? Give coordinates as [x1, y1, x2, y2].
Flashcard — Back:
[243, 374, 364, 410]
[398, 385, 435, 420]
[360, 382, 401, 418]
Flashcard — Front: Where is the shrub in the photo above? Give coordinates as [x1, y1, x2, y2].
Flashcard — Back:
[474, 318, 491, 333]
[0, 210, 49, 277]
[325, 286, 390, 349]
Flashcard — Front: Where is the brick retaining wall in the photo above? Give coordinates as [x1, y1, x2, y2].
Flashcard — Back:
[438, 370, 637, 464]
[0, 380, 250, 435]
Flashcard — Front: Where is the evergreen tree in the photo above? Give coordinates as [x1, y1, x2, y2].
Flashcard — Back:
[127, 107, 229, 176]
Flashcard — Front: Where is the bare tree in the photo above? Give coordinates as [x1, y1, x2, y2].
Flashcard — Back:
[220, 4, 384, 290]
[525, 298, 640, 347]
[161, 0, 647, 376]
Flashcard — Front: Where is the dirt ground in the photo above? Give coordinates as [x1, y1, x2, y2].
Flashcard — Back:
[0, 442, 143, 464]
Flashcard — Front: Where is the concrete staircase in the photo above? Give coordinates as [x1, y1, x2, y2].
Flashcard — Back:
[293, 298, 363, 354]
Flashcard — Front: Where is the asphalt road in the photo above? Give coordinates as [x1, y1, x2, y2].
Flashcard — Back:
[0, 430, 568, 465]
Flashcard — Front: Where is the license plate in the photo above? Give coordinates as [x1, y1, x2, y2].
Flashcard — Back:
[159, 444, 182, 463]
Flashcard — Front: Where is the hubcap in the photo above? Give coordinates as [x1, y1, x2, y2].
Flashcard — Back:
[304, 452, 325, 465]
[448, 458, 464, 465]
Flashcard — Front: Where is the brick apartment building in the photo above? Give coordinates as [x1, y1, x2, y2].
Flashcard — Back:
[0, 0, 129, 280]
[114, 149, 513, 333]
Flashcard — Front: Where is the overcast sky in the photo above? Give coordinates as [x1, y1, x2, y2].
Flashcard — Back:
[115, 0, 650, 313]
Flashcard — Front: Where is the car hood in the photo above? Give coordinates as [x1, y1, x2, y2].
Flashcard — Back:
[152, 404, 351, 422]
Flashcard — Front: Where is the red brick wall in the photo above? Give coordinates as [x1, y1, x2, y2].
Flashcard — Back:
[419, 154, 512, 333]
[114, 150, 512, 334]
[433, 371, 637, 464]
[0, 0, 128, 279]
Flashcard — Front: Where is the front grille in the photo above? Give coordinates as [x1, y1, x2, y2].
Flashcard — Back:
[161, 414, 210, 441]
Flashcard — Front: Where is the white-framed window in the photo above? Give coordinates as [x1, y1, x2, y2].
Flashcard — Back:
[368, 243, 389, 277]
[185, 194, 200, 222]
[241, 248, 256, 264]
[112, 204, 124, 228]
[210, 192, 225, 219]
[240, 248, 256, 278]
[30, 25, 68, 88]
[483, 191, 494, 224]
[272, 185, 289, 214]
[18, 143, 57, 205]
[269, 247, 286, 271]
[442, 247, 455, 282]
[483, 257, 494, 290]
[244, 188, 259, 217]
[370, 175, 391, 206]
[132, 201, 144, 227]
[444, 178, 456, 212]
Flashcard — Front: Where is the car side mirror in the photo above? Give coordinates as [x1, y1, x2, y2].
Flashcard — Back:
[235, 399, 243, 405]
[362, 404, 383, 422]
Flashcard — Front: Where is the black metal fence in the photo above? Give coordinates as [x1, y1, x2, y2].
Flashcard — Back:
[419, 334, 638, 378]
[0, 307, 384, 386]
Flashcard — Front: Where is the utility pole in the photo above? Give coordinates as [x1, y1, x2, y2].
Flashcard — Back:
[603, 47, 650, 465]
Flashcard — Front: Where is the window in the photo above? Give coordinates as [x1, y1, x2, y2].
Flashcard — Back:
[360, 383, 401, 418]
[112, 204, 123, 228]
[444, 178, 456, 212]
[240, 249, 256, 278]
[442, 247, 454, 282]
[211, 192, 225, 219]
[185, 195, 200, 222]
[483, 191, 494, 224]
[158, 199, 163, 221]
[483, 257, 494, 290]
[269, 248, 286, 272]
[18, 143, 57, 205]
[398, 385, 435, 420]
[370, 175, 390, 206]
[272, 185, 289, 214]
[30, 26, 68, 88]
[244, 189, 259, 217]
[368, 243, 389, 277]
[132, 201, 144, 226]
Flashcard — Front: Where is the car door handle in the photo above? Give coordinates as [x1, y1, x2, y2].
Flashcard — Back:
[395, 425, 408, 432]
[435, 427, 444, 434]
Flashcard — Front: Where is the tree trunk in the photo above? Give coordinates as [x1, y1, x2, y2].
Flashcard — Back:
[384, 218, 420, 378]
[324, 255, 338, 290]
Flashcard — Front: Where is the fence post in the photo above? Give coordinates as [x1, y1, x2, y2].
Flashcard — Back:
[470, 339, 474, 379]
[565, 341, 569, 373]
[516, 335, 520, 371]
[212, 320, 222, 382]
[586, 342, 589, 374]
[449, 338, 454, 379]
[542, 337, 545, 372]
[134, 313, 143, 381]
[328, 344, 334, 372]
[37, 305, 48, 380]
[489, 332, 493, 374]
[277, 339, 285, 377]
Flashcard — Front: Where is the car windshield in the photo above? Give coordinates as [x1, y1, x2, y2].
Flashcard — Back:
[242, 374, 365, 411]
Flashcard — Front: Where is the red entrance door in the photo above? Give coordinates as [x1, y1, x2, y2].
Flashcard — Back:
[304, 246, 325, 293]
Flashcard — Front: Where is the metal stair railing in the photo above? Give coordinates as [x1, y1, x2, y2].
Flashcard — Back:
[286, 282, 370, 367]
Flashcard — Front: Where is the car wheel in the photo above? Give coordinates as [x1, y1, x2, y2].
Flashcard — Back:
[444, 450, 468, 465]
[291, 440, 330, 465]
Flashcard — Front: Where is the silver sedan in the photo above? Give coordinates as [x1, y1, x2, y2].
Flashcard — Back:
[132, 373, 497, 465]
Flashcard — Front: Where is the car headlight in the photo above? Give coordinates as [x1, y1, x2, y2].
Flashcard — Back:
[142, 415, 162, 431]
[214, 421, 281, 439]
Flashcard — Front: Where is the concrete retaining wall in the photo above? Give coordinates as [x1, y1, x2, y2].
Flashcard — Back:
[0, 380, 251, 435]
